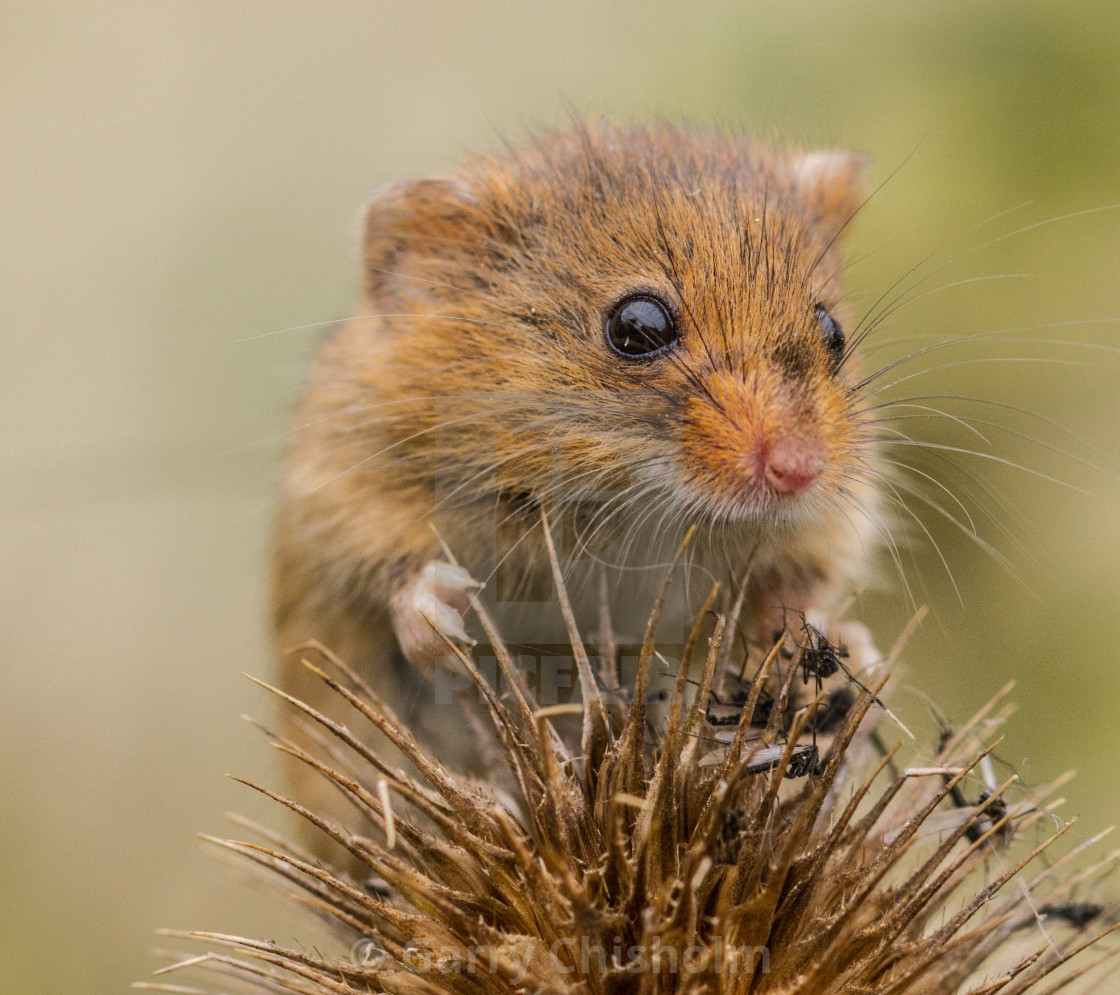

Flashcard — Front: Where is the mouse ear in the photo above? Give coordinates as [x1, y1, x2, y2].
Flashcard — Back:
[359, 177, 479, 298]
[789, 150, 871, 241]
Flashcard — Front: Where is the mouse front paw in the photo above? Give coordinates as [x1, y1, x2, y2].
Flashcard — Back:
[390, 561, 482, 675]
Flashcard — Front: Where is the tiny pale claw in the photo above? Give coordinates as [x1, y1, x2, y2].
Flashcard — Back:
[420, 600, 472, 645]
[421, 560, 483, 592]
[391, 560, 480, 675]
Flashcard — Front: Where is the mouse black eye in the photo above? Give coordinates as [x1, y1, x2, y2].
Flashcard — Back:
[605, 294, 679, 358]
[815, 305, 845, 369]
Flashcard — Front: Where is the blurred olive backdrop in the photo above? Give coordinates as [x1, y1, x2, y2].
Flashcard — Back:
[3, 2, 1120, 991]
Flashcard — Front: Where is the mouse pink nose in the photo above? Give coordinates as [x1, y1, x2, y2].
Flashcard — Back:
[763, 442, 826, 495]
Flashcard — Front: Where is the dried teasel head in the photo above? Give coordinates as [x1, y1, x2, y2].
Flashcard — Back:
[141, 533, 1119, 994]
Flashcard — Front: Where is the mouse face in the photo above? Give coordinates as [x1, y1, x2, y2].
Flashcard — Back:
[344, 124, 876, 558]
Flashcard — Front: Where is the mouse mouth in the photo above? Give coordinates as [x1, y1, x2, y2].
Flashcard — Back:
[677, 418, 834, 526]
[673, 368, 844, 527]
[684, 471, 832, 529]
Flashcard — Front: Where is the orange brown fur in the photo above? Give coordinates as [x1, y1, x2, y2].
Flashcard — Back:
[273, 122, 882, 790]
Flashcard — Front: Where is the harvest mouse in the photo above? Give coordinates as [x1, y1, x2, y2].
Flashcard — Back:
[273, 122, 881, 772]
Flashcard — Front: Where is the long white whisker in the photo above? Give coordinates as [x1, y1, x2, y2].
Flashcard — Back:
[237, 311, 527, 343]
[858, 317, 1120, 359]
[862, 355, 1087, 398]
[866, 391, 1120, 471]
[475, 517, 545, 591]
[855, 272, 1033, 345]
[848, 202, 1120, 354]
[871, 468, 963, 606]
[311, 405, 533, 492]
[870, 403, 992, 446]
[874, 456, 977, 533]
[859, 330, 1118, 391]
[873, 430, 1092, 494]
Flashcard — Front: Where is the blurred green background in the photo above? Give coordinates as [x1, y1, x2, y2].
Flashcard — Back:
[2, 2, 1119, 991]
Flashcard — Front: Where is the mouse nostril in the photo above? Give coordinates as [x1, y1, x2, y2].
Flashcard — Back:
[764, 444, 825, 495]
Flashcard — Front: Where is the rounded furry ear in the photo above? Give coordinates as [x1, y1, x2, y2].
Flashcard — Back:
[359, 177, 478, 297]
[789, 150, 871, 241]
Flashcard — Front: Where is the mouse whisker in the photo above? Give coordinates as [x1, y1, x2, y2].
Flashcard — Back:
[873, 430, 1090, 494]
[830, 476, 916, 610]
[917, 448, 1040, 549]
[868, 402, 994, 446]
[231, 392, 515, 454]
[856, 446, 1042, 596]
[846, 201, 1120, 357]
[872, 455, 978, 534]
[856, 316, 1120, 362]
[871, 408, 1120, 484]
[868, 388, 1120, 464]
[860, 354, 1087, 400]
[860, 272, 1035, 352]
[367, 266, 486, 299]
[870, 469, 965, 606]
[842, 200, 1037, 358]
[472, 516, 547, 593]
[567, 483, 681, 576]
[882, 472, 1025, 586]
[238, 310, 529, 343]
[862, 426, 1028, 540]
[311, 404, 555, 492]
[856, 329, 1118, 395]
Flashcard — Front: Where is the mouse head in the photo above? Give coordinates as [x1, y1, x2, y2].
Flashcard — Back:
[355, 124, 875, 540]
